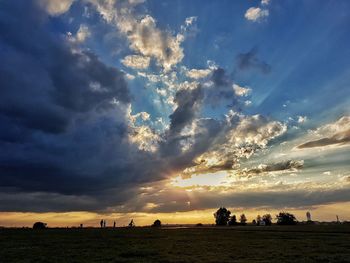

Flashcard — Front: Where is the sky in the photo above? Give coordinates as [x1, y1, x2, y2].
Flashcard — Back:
[0, 0, 350, 227]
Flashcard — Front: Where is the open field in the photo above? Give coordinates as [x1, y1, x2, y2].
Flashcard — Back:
[1, 225, 350, 262]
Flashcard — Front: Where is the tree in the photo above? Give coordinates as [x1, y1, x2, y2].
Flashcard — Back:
[276, 212, 297, 225]
[252, 219, 257, 225]
[240, 214, 247, 225]
[33, 222, 47, 229]
[262, 214, 272, 226]
[256, 215, 262, 226]
[214, 207, 231, 226]
[152, 219, 161, 227]
[228, 215, 237, 226]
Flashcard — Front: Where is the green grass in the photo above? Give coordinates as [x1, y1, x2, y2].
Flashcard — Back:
[1, 225, 350, 262]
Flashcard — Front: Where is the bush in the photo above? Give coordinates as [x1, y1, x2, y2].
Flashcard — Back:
[33, 222, 47, 229]
[240, 214, 247, 225]
[228, 215, 237, 226]
[152, 219, 161, 227]
[262, 214, 272, 226]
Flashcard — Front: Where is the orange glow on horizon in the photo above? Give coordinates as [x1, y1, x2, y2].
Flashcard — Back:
[1, 202, 350, 228]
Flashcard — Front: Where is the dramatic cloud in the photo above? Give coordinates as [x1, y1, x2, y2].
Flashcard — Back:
[178, 114, 287, 178]
[238, 160, 304, 177]
[0, 1, 157, 211]
[298, 116, 350, 149]
[245, 7, 269, 22]
[89, 1, 185, 71]
[169, 86, 203, 135]
[236, 48, 271, 74]
[2, 0, 348, 217]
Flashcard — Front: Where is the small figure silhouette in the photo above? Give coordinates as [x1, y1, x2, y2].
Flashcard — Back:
[129, 219, 134, 227]
[100, 219, 103, 228]
[113, 221, 116, 228]
[103, 220, 106, 228]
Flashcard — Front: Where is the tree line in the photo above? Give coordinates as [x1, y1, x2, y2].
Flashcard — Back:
[214, 207, 297, 226]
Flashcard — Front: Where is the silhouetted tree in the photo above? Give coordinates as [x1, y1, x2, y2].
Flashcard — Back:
[33, 222, 47, 229]
[276, 212, 297, 225]
[240, 214, 247, 225]
[152, 219, 161, 227]
[228, 215, 237, 226]
[262, 214, 272, 226]
[256, 215, 262, 226]
[214, 207, 231, 226]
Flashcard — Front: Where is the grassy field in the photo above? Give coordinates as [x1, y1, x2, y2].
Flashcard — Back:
[1, 225, 350, 262]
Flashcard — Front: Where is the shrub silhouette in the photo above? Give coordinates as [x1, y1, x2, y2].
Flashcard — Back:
[276, 212, 297, 225]
[33, 222, 47, 229]
[240, 214, 247, 225]
[256, 215, 262, 226]
[152, 219, 161, 227]
[262, 214, 272, 226]
[228, 215, 237, 226]
[214, 207, 231, 226]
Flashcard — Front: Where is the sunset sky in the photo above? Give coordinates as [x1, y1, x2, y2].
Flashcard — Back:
[1, 0, 350, 227]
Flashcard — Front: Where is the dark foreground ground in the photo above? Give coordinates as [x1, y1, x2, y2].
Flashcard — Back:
[1, 225, 350, 262]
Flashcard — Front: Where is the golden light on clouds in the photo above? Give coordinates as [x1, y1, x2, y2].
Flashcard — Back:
[171, 171, 230, 188]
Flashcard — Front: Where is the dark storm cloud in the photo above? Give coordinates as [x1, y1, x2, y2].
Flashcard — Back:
[236, 48, 271, 74]
[0, 1, 130, 135]
[126, 186, 350, 213]
[169, 86, 204, 136]
[160, 85, 204, 156]
[205, 67, 242, 108]
[211, 67, 230, 87]
[0, 0, 217, 212]
[297, 129, 350, 149]
[0, 0, 157, 212]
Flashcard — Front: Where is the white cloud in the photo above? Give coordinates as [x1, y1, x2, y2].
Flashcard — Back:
[245, 7, 269, 22]
[75, 24, 91, 43]
[297, 116, 308, 124]
[245, 100, 252, 106]
[314, 116, 350, 136]
[261, 0, 270, 5]
[178, 114, 287, 179]
[186, 69, 212, 79]
[129, 125, 161, 152]
[233, 84, 252, 97]
[185, 16, 197, 27]
[89, 1, 185, 71]
[37, 0, 74, 16]
[227, 115, 287, 148]
[125, 73, 135, 80]
[297, 116, 350, 149]
[121, 55, 151, 69]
